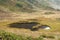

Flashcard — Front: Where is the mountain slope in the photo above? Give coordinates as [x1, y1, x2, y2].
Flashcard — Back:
[0, 0, 55, 13]
[48, 0, 60, 10]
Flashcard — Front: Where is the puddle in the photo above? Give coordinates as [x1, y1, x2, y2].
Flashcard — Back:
[38, 25, 51, 30]
[8, 22, 40, 31]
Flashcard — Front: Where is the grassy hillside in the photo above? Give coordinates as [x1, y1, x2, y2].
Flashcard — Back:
[0, 19, 60, 40]
[0, 0, 38, 12]
[0, 0, 54, 13]
[0, 0, 60, 40]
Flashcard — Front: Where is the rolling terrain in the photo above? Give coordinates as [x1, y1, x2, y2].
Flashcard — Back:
[0, 0, 60, 40]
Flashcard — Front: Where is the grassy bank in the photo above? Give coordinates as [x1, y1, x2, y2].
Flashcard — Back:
[0, 30, 56, 40]
[0, 18, 60, 40]
[0, 30, 44, 40]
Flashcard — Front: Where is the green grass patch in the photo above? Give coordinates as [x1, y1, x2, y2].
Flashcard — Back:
[44, 12, 55, 15]
[41, 34, 55, 39]
[0, 30, 44, 40]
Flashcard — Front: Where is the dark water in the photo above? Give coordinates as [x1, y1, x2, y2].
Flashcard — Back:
[8, 22, 40, 31]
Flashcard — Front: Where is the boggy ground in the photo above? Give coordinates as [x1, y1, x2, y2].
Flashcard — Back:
[0, 10, 60, 40]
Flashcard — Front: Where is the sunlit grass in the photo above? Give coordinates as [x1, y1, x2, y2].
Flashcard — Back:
[0, 18, 60, 40]
[0, 18, 60, 32]
[40, 19, 60, 32]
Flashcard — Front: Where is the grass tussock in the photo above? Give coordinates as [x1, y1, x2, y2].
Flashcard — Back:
[0, 30, 44, 40]
[0, 30, 55, 40]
